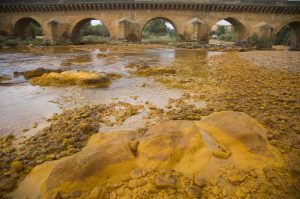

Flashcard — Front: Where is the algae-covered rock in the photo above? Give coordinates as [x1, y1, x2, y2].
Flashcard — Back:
[29, 70, 112, 88]
[23, 68, 63, 79]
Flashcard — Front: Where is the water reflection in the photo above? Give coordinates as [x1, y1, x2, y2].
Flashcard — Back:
[0, 46, 218, 136]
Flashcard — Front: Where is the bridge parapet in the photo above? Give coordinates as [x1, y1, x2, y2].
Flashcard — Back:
[0, 0, 299, 14]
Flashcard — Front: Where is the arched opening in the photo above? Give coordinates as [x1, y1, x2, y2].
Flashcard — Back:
[209, 18, 246, 45]
[275, 21, 300, 50]
[14, 17, 43, 40]
[71, 18, 110, 44]
[141, 18, 176, 43]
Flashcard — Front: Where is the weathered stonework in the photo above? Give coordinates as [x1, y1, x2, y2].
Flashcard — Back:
[0, 0, 299, 48]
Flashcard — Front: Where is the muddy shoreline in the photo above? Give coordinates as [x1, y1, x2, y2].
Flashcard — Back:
[0, 44, 299, 198]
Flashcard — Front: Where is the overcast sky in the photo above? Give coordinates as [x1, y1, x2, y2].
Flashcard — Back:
[217, 20, 231, 25]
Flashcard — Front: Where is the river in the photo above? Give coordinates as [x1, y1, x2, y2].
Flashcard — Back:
[0, 45, 217, 136]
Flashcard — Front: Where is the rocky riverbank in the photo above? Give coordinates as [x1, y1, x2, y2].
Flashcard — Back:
[126, 50, 300, 197]
[0, 102, 143, 198]
[0, 46, 299, 198]
[10, 111, 286, 199]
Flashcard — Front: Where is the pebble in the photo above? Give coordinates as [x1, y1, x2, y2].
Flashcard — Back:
[187, 186, 202, 198]
[194, 175, 206, 187]
[130, 168, 143, 179]
[155, 173, 176, 189]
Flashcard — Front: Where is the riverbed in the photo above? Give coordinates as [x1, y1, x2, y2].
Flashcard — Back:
[0, 44, 299, 198]
[0, 45, 215, 136]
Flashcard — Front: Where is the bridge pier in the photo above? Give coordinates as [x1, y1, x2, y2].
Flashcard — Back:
[118, 18, 140, 42]
[0, 23, 12, 35]
[289, 22, 300, 51]
[46, 19, 69, 43]
[181, 17, 209, 42]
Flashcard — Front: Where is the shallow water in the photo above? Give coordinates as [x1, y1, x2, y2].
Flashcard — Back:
[0, 45, 216, 136]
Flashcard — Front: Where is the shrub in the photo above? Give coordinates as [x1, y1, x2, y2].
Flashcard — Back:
[80, 35, 109, 44]
[274, 25, 292, 45]
[247, 33, 272, 49]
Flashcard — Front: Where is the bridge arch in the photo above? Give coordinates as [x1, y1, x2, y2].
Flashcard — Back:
[71, 18, 110, 43]
[210, 17, 247, 42]
[14, 17, 43, 39]
[275, 18, 300, 50]
[140, 17, 177, 42]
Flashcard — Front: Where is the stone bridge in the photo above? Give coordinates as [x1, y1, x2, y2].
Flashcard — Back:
[0, 0, 300, 49]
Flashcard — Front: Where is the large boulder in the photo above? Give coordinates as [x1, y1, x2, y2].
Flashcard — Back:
[137, 120, 210, 173]
[196, 111, 268, 154]
[44, 131, 137, 195]
[10, 111, 284, 199]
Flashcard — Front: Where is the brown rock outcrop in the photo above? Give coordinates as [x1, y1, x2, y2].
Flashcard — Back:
[10, 111, 284, 198]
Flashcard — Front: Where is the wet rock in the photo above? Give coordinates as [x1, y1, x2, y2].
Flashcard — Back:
[23, 68, 62, 79]
[22, 128, 29, 132]
[29, 70, 112, 88]
[107, 73, 122, 80]
[13, 71, 24, 77]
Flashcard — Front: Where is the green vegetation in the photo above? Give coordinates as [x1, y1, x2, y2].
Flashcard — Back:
[29, 22, 42, 38]
[142, 19, 176, 43]
[80, 35, 109, 44]
[216, 26, 225, 36]
[274, 25, 292, 46]
[211, 25, 236, 42]
[77, 23, 110, 44]
[0, 35, 45, 47]
[247, 33, 273, 49]
[79, 24, 109, 37]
